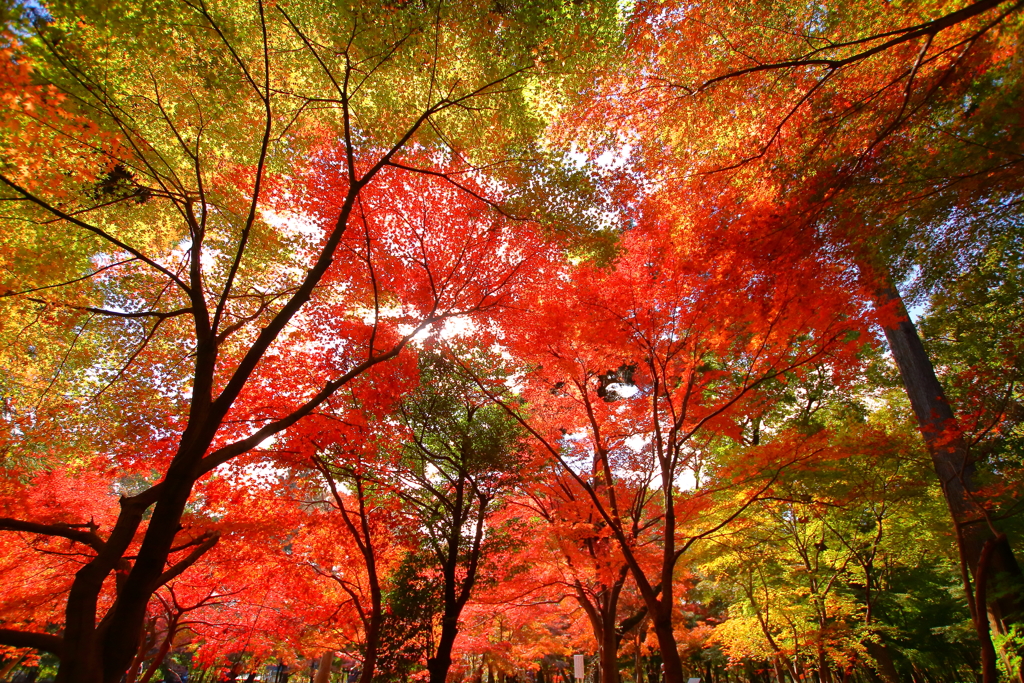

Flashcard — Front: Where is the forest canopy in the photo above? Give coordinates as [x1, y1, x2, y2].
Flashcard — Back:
[1, 1, 1023, 683]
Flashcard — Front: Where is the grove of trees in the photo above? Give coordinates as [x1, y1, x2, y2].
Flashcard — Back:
[1, 0, 1022, 682]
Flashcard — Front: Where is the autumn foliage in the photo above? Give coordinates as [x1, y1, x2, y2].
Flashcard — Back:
[1, 1, 1024, 683]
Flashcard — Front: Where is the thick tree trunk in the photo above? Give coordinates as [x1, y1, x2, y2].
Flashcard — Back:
[877, 284, 1023, 606]
[816, 651, 831, 683]
[57, 564, 114, 683]
[48, 433, 216, 683]
[102, 464, 211, 682]
[314, 653, 333, 683]
[876, 280, 1022, 673]
[649, 608, 685, 683]
[863, 641, 899, 683]
[427, 614, 459, 683]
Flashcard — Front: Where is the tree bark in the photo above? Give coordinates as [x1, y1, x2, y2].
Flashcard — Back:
[974, 538, 1000, 683]
[124, 620, 156, 683]
[426, 493, 486, 683]
[138, 613, 180, 683]
[576, 567, 628, 683]
[314, 653, 334, 683]
[0, 656, 26, 682]
[863, 640, 899, 683]
[599, 578, 625, 683]
[876, 279, 1022, 668]
[427, 614, 459, 683]
[649, 608, 685, 683]
[322, 470, 381, 683]
[359, 594, 381, 683]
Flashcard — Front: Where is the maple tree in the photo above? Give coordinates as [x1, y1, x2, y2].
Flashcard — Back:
[465, 196, 878, 683]
[511, 446, 640, 683]
[295, 348, 532, 683]
[704, 423, 935, 680]
[388, 350, 529, 683]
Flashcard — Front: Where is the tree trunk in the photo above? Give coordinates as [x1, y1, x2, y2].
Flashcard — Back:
[49, 440, 215, 683]
[314, 653, 333, 683]
[634, 630, 646, 683]
[863, 641, 899, 683]
[125, 623, 155, 683]
[0, 656, 25, 682]
[975, 538, 1000, 683]
[577, 568, 628, 683]
[427, 614, 459, 683]
[815, 654, 831, 683]
[138, 614, 180, 683]
[322, 470, 381, 683]
[772, 660, 787, 683]
[876, 281, 1023, 638]
[650, 609, 685, 683]
[359, 601, 381, 683]
[600, 595, 622, 683]
[427, 476, 489, 683]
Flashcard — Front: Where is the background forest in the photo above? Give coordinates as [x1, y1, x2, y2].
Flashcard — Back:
[1, 0, 1022, 682]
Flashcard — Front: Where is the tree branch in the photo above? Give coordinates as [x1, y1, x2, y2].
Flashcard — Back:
[0, 173, 191, 293]
[0, 517, 105, 552]
[151, 532, 219, 590]
[0, 629, 64, 657]
[695, 0, 1019, 92]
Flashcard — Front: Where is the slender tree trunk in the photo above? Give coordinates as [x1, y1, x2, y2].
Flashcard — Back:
[427, 489, 476, 683]
[634, 632, 645, 683]
[576, 568, 628, 683]
[861, 559, 899, 683]
[612, 543, 684, 683]
[646, 473, 685, 683]
[771, 659, 785, 683]
[138, 614, 180, 683]
[601, 597, 622, 683]
[125, 638, 148, 683]
[0, 657, 25, 682]
[322, 470, 381, 683]
[427, 510, 462, 683]
[975, 538, 1000, 683]
[875, 280, 1023, 637]
[355, 520, 382, 683]
[359, 597, 381, 683]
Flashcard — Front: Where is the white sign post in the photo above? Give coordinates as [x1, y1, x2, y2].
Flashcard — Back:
[573, 655, 585, 682]
[686, 679, 701, 683]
